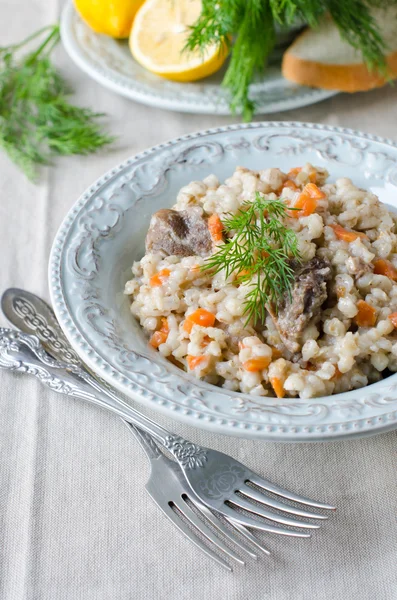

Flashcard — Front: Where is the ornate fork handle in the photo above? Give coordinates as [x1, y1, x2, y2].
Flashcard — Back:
[0, 328, 207, 467]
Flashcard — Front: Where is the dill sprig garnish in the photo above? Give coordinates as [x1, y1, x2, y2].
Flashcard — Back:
[0, 25, 114, 180]
[202, 193, 300, 325]
[186, 0, 389, 120]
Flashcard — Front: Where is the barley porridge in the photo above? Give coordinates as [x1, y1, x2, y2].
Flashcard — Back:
[124, 163, 397, 399]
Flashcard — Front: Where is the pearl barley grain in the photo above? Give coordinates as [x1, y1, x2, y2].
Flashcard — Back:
[371, 352, 389, 371]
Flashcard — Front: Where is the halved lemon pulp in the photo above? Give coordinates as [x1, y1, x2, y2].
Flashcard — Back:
[130, 0, 228, 82]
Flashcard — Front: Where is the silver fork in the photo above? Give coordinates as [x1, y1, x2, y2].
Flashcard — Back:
[0, 326, 335, 534]
[128, 422, 272, 570]
[0, 289, 271, 569]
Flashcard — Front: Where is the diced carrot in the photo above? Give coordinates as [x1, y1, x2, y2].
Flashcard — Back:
[149, 268, 171, 287]
[243, 356, 271, 372]
[373, 259, 397, 281]
[186, 355, 208, 370]
[183, 308, 216, 333]
[150, 331, 167, 348]
[303, 182, 326, 199]
[388, 312, 397, 328]
[308, 171, 317, 183]
[354, 300, 377, 327]
[283, 179, 299, 192]
[270, 377, 285, 398]
[149, 318, 169, 348]
[330, 224, 368, 243]
[288, 182, 326, 218]
[288, 192, 317, 218]
[271, 347, 283, 359]
[208, 214, 223, 242]
[288, 167, 302, 177]
[336, 285, 346, 298]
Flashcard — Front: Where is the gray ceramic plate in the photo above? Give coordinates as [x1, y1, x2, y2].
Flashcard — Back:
[60, 1, 337, 116]
[49, 121, 397, 441]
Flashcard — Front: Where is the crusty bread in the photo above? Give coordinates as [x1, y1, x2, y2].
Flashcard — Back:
[282, 9, 397, 92]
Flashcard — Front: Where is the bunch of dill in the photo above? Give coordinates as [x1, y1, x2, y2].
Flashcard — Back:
[186, 0, 392, 120]
[0, 25, 113, 180]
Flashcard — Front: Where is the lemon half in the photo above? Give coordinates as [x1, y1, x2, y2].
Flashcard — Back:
[74, 0, 145, 39]
[130, 0, 228, 82]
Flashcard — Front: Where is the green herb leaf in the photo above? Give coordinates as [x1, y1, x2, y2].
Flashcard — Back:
[0, 25, 114, 181]
[222, 0, 275, 121]
[202, 192, 301, 325]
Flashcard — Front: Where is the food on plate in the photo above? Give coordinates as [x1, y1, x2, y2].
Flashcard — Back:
[129, 0, 228, 82]
[74, 0, 145, 38]
[282, 7, 397, 92]
[125, 164, 397, 399]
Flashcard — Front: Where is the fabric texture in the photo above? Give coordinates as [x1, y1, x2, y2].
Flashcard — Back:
[0, 2, 397, 598]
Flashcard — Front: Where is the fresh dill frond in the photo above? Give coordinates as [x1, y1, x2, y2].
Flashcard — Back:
[187, 0, 390, 120]
[223, 0, 275, 121]
[0, 25, 114, 181]
[185, 0, 243, 52]
[202, 193, 300, 325]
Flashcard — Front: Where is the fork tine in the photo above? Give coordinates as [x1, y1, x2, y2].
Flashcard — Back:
[188, 495, 258, 560]
[173, 498, 245, 565]
[248, 474, 336, 511]
[220, 504, 311, 537]
[230, 494, 320, 529]
[238, 483, 327, 520]
[225, 518, 271, 556]
[159, 501, 232, 571]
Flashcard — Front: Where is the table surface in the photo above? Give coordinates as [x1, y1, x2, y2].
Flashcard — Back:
[1, 3, 397, 599]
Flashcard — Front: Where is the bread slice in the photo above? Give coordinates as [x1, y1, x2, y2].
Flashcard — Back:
[282, 9, 397, 92]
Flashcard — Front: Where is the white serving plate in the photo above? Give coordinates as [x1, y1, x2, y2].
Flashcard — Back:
[49, 121, 397, 441]
[60, 1, 337, 116]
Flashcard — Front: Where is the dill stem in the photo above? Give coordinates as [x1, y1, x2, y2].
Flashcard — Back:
[26, 26, 60, 64]
[2, 25, 58, 55]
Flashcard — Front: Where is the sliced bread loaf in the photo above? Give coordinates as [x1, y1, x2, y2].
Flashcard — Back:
[282, 9, 397, 92]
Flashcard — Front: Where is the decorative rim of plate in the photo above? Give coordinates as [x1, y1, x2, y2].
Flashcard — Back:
[49, 121, 397, 441]
[60, 1, 338, 116]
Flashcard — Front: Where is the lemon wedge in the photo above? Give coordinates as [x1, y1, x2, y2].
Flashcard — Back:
[129, 0, 228, 82]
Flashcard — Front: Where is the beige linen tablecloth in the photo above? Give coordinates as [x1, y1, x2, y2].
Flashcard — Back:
[1, 3, 397, 599]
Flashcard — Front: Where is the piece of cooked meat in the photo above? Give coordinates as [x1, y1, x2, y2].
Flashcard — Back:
[268, 257, 332, 353]
[145, 208, 212, 257]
